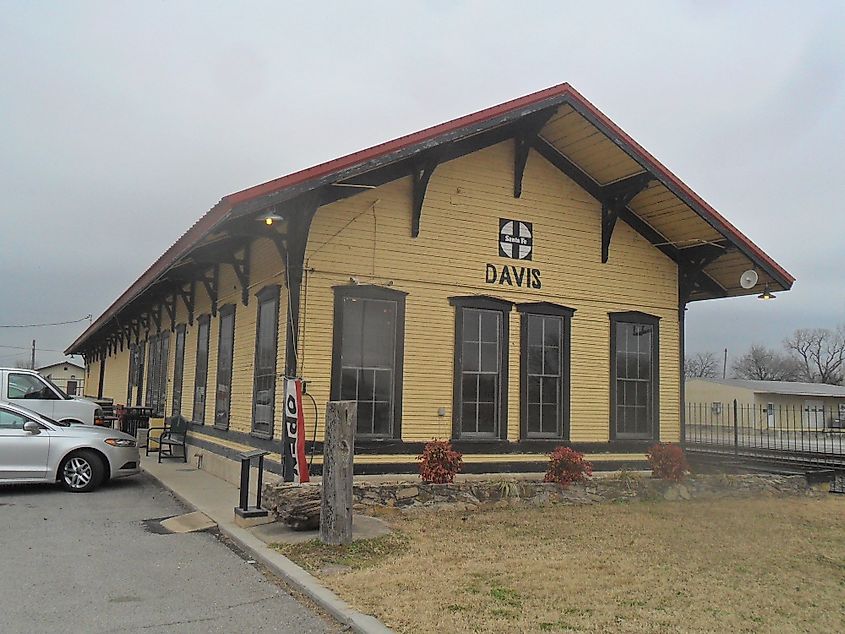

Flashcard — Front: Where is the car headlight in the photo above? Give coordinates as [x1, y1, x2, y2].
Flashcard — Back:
[105, 438, 136, 448]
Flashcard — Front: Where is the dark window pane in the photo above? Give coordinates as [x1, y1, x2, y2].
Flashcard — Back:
[544, 347, 560, 375]
[341, 369, 357, 400]
[640, 352, 651, 380]
[477, 404, 495, 433]
[462, 374, 477, 402]
[617, 406, 630, 433]
[624, 381, 637, 408]
[357, 369, 375, 401]
[541, 377, 559, 404]
[625, 354, 638, 380]
[480, 312, 498, 343]
[462, 403, 477, 432]
[373, 402, 391, 436]
[528, 346, 543, 375]
[374, 369, 391, 402]
[528, 376, 540, 404]
[463, 310, 480, 341]
[527, 403, 541, 433]
[544, 318, 560, 346]
[478, 374, 496, 403]
[342, 298, 363, 367]
[527, 315, 542, 346]
[462, 342, 479, 372]
[481, 343, 499, 372]
[357, 401, 374, 435]
[363, 300, 395, 367]
[542, 404, 558, 434]
[635, 405, 647, 434]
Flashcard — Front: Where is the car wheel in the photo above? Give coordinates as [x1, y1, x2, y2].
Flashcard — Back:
[59, 450, 105, 492]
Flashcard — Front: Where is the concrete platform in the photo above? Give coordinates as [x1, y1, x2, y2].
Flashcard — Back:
[160, 510, 217, 533]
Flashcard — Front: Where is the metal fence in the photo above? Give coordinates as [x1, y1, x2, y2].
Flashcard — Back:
[685, 401, 845, 468]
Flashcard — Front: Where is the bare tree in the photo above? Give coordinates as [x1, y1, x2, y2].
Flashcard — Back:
[784, 327, 845, 385]
[731, 344, 802, 381]
[685, 352, 719, 378]
[13, 358, 32, 369]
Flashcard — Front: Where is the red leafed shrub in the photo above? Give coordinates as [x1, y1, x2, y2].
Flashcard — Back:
[543, 446, 593, 486]
[418, 440, 463, 484]
[646, 443, 689, 481]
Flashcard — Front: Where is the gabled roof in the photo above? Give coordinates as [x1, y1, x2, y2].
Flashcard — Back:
[688, 378, 845, 398]
[36, 361, 85, 372]
[67, 83, 794, 355]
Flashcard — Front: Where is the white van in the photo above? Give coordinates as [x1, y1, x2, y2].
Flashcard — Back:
[0, 368, 102, 425]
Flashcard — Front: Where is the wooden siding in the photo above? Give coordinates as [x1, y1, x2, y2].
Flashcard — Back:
[300, 140, 680, 443]
[93, 139, 681, 445]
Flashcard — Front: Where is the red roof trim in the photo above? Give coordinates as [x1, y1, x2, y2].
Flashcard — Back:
[66, 82, 793, 353]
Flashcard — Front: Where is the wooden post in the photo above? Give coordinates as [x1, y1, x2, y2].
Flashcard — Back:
[320, 401, 356, 545]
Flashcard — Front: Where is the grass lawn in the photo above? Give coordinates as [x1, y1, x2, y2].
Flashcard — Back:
[274, 496, 845, 633]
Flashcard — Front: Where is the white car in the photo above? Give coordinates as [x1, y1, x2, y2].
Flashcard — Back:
[0, 400, 140, 492]
[0, 368, 102, 425]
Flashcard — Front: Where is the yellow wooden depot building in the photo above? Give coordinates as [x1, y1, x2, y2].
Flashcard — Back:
[67, 84, 794, 477]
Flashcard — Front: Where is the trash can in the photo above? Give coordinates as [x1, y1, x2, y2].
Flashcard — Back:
[119, 406, 152, 447]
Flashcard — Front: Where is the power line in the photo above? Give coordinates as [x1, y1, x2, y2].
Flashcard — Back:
[0, 344, 66, 353]
[0, 314, 92, 329]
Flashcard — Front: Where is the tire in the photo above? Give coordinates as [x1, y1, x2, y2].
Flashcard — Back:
[59, 450, 105, 492]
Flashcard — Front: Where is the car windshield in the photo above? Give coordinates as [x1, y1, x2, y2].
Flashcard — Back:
[41, 413, 71, 427]
[42, 376, 71, 400]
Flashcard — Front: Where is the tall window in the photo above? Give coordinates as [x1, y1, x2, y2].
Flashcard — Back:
[145, 332, 170, 417]
[519, 303, 573, 439]
[214, 305, 236, 430]
[450, 296, 512, 440]
[331, 286, 406, 439]
[610, 312, 659, 440]
[192, 316, 210, 424]
[171, 325, 187, 417]
[127, 341, 145, 406]
[252, 286, 280, 438]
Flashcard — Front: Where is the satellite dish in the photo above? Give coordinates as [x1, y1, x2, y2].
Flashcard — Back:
[739, 269, 759, 289]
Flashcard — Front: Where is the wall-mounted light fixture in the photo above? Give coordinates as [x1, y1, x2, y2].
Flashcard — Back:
[258, 210, 285, 226]
[757, 285, 776, 300]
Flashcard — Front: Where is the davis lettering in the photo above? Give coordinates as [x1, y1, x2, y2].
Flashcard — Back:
[485, 263, 541, 289]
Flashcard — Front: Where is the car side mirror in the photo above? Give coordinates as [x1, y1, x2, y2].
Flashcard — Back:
[23, 421, 41, 434]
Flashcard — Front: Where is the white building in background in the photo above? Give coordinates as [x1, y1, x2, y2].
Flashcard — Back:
[38, 361, 85, 396]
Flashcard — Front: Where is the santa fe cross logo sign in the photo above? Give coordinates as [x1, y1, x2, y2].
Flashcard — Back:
[499, 218, 533, 260]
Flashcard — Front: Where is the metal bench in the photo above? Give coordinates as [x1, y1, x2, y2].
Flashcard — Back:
[146, 415, 189, 463]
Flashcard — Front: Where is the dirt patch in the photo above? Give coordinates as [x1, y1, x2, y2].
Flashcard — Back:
[279, 497, 845, 633]
[272, 532, 409, 573]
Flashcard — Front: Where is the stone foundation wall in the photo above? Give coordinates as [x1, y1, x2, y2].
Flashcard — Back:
[263, 474, 817, 518]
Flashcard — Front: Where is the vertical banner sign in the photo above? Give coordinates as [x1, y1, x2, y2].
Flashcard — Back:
[282, 378, 310, 483]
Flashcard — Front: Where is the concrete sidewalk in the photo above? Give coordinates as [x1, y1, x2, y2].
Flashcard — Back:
[141, 455, 393, 634]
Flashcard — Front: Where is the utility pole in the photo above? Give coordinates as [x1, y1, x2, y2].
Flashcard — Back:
[723, 347, 728, 379]
[31, 339, 36, 370]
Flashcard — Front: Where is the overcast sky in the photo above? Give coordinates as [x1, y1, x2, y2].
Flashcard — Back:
[1, 1, 843, 372]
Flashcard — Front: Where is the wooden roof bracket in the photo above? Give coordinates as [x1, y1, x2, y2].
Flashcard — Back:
[199, 265, 220, 317]
[411, 157, 439, 238]
[139, 313, 150, 335]
[513, 108, 557, 198]
[225, 242, 251, 306]
[678, 244, 729, 306]
[150, 303, 162, 334]
[163, 293, 177, 331]
[130, 318, 140, 344]
[600, 176, 654, 263]
[176, 281, 195, 326]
